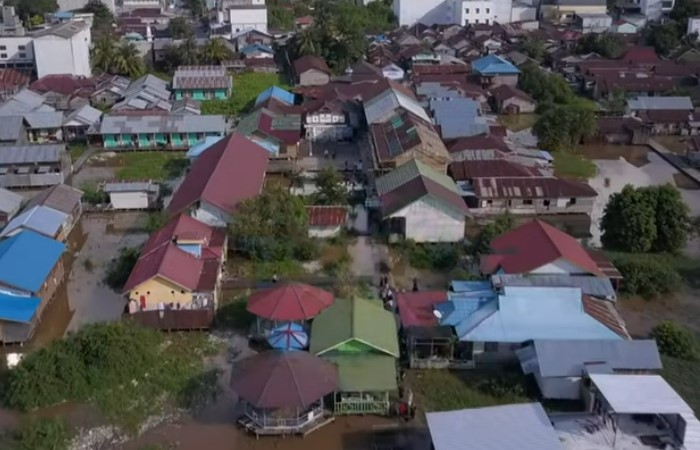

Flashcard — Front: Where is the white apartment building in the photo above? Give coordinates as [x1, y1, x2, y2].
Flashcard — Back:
[0, 36, 33, 69]
[33, 21, 92, 79]
[225, 0, 268, 33]
[638, 0, 674, 20]
[393, 0, 517, 26]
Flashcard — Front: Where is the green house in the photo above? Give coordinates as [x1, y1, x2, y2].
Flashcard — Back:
[310, 298, 399, 416]
[172, 66, 232, 101]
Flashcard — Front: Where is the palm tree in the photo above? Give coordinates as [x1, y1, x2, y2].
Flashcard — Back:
[296, 30, 316, 55]
[178, 37, 200, 66]
[113, 42, 144, 78]
[202, 38, 233, 64]
[91, 34, 118, 74]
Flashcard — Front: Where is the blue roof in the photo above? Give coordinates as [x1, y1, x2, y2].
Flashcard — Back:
[240, 43, 274, 56]
[449, 280, 493, 294]
[430, 98, 489, 139]
[0, 231, 65, 293]
[255, 86, 295, 107]
[0, 205, 69, 239]
[186, 135, 224, 159]
[54, 11, 74, 18]
[452, 286, 622, 342]
[0, 293, 40, 323]
[472, 55, 520, 75]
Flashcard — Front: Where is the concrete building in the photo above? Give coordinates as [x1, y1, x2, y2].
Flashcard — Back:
[392, 0, 516, 26]
[122, 0, 163, 9]
[637, 0, 675, 20]
[0, 6, 33, 71]
[225, 0, 268, 33]
[33, 21, 92, 79]
[540, 0, 607, 21]
[58, 0, 116, 13]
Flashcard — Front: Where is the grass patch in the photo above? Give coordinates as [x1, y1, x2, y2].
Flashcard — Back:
[113, 152, 188, 181]
[201, 73, 290, 117]
[654, 136, 689, 155]
[553, 151, 597, 179]
[68, 143, 87, 162]
[407, 369, 531, 412]
[498, 114, 538, 132]
[606, 251, 700, 289]
[393, 240, 461, 272]
[215, 296, 255, 330]
[662, 354, 700, 412]
[242, 259, 307, 281]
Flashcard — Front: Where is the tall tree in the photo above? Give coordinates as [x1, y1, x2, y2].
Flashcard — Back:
[112, 42, 145, 78]
[91, 34, 118, 74]
[522, 36, 545, 60]
[532, 105, 596, 152]
[201, 38, 233, 64]
[601, 185, 658, 252]
[470, 213, 515, 255]
[313, 168, 346, 205]
[645, 184, 691, 253]
[168, 17, 191, 39]
[6, 0, 57, 21]
[178, 37, 200, 66]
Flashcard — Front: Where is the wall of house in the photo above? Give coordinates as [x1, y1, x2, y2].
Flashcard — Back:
[486, 74, 518, 87]
[393, 0, 448, 25]
[459, 0, 496, 25]
[128, 277, 194, 311]
[110, 191, 150, 210]
[391, 199, 465, 242]
[510, 4, 536, 21]
[309, 225, 342, 238]
[474, 196, 595, 215]
[193, 201, 230, 227]
[530, 258, 591, 275]
[299, 69, 330, 86]
[228, 7, 268, 33]
[35, 257, 65, 321]
[537, 374, 582, 400]
[0, 36, 34, 70]
[34, 28, 91, 79]
[503, 97, 536, 113]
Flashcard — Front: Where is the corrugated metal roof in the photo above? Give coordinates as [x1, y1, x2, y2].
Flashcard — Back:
[364, 87, 430, 124]
[627, 96, 693, 111]
[520, 340, 661, 378]
[427, 403, 563, 450]
[23, 112, 64, 129]
[0, 116, 24, 142]
[100, 114, 226, 134]
[186, 135, 224, 159]
[64, 104, 101, 127]
[25, 184, 82, 215]
[590, 374, 693, 414]
[471, 55, 520, 75]
[0, 187, 22, 214]
[431, 98, 489, 139]
[376, 158, 457, 195]
[0, 230, 65, 293]
[172, 66, 232, 90]
[104, 182, 159, 193]
[490, 274, 616, 300]
[0, 292, 41, 323]
[455, 286, 623, 342]
[255, 86, 295, 107]
[0, 205, 68, 239]
[0, 144, 64, 164]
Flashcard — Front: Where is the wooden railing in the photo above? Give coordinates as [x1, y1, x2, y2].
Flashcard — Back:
[124, 307, 214, 331]
[335, 400, 390, 415]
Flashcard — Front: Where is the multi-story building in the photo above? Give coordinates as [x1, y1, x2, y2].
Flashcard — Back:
[392, 0, 516, 26]
[57, 0, 116, 13]
[223, 0, 268, 33]
[33, 21, 92, 79]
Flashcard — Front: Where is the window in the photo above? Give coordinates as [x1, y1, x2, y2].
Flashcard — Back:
[465, 19, 469, 24]
[523, 199, 533, 205]
[485, 19, 489, 24]
[0, 54, 7, 59]
[475, 19, 479, 23]
[0, 46, 5, 50]
[476, 8, 480, 13]
[17, 45, 24, 50]
[569, 197, 577, 205]
[465, 8, 469, 13]
[19, 53, 25, 59]
[543, 199, 551, 207]
[486, 8, 490, 13]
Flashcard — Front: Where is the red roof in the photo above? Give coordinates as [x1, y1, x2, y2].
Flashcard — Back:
[448, 134, 509, 153]
[123, 214, 226, 293]
[30, 74, 95, 96]
[0, 69, 29, 91]
[448, 159, 541, 181]
[583, 295, 630, 338]
[412, 64, 470, 75]
[257, 110, 301, 145]
[247, 282, 335, 321]
[306, 206, 348, 227]
[481, 220, 602, 276]
[396, 291, 448, 328]
[622, 46, 658, 64]
[167, 133, 269, 216]
[293, 55, 331, 76]
[230, 351, 338, 409]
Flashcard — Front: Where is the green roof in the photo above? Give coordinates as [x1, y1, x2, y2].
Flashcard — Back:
[310, 298, 400, 357]
[375, 159, 458, 196]
[324, 354, 398, 392]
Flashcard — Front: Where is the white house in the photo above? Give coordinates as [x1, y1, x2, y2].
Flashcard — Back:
[374, 159, 467, 243]
[226, 0, 268, 33]
[517, 340, 662, 400]
[392, 0, 515, 26]
[305, 102, 353, 142]
[688, 16, 700, 38]
[638, 0, 675, 20]
[104, 181, 160, 210]
[33, 21, 92, 79]
[306, 206, 348, 238]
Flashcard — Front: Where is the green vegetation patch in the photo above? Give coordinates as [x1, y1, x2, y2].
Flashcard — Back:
[553, 151, 597, 179]
[68, 143, 87, 162]
[201, 73, 291, 117]
[498, 114, 538, 132]
[114, 152, 188, 181]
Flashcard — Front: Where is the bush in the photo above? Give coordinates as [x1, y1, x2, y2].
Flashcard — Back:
[104, 246, 140, 290]
[215, 297, 255, 330]
[652, 321, 697, 360]
[477, 375, 526, 399]
[12, 418, 72, 450]
[292, 237, 320, 261]
[613, 257, 682, 299]
[399, 241, 460, 271]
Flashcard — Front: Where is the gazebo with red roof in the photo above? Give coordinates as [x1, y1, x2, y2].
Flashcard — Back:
[231, 351, 338, 436]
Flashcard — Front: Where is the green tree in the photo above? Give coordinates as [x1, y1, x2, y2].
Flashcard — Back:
[185, 0, 204, 17]
[104, 246, 140, 290]
[613, 257, 682, 299]
[90, 34, 118, 74]
[518, 64, 573, 105]
[177, 37, 200, 66]
[648, 22, 681, 56]
[314, 167, 347, 205]
[202, 38, 233, 64]
[576, 33, 622, 58]
[645, 184, 691, 253]
[168, 16, 192, 39]
[652, 321, 697, 359]
[521, 36, 545, 60]
[113, 42, 145, 78]
[532, 105, 596, 151]
[601, 185, 657, 252]
[6, 0, 57, 21]
[470, 213, 515, 255]
[229, 185, 311, 261]
[269, 5, 295, 30]
[671, 0, 700, 30]
[296, 29, 317, 55]
[79, 0, 115, 31]
[12, 418, 72, 450]
[603, 89, 627, 114]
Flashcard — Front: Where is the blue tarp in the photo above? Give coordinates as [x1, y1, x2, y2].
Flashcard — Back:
[0, 230, 65, 293]
[267, 322, 308, 350]
[0, 292, 40, 323]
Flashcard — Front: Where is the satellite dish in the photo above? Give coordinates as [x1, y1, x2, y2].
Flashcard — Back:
[433, 309, 443, 320]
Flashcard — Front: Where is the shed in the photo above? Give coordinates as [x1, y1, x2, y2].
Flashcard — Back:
[104, 181, 160, 210]
[306, 205, 347, 238]
[427, 403, 564, 450]
[293, 55, 331, 86]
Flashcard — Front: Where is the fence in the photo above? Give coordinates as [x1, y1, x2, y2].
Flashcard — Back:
[124, 307, 215, 331]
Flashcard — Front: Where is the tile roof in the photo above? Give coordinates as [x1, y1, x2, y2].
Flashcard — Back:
[471, 55, 520, 75]
[123, 213, 225, 293]
[306, 206, 348, 227]
[25, 184, 82, 215]
[448, 160, 541, 181]
[427, 403, 563, 450]
[293, 55, 331, 76]
[30, 75, 95, 97]
[172, 66, 232, 90]
[0, 69, 29, 92]
[247, 282, 334, 321]
[376, 159, 468, 217]
[472, 177, 598, 199]
[396, 290, 448, 328]
[481, 220, 602, 276]
[167, 133, 269, 216]
[0, 230, 65, 293]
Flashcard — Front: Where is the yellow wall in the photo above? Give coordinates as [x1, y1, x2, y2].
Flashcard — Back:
[127, 276, 192, 310]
